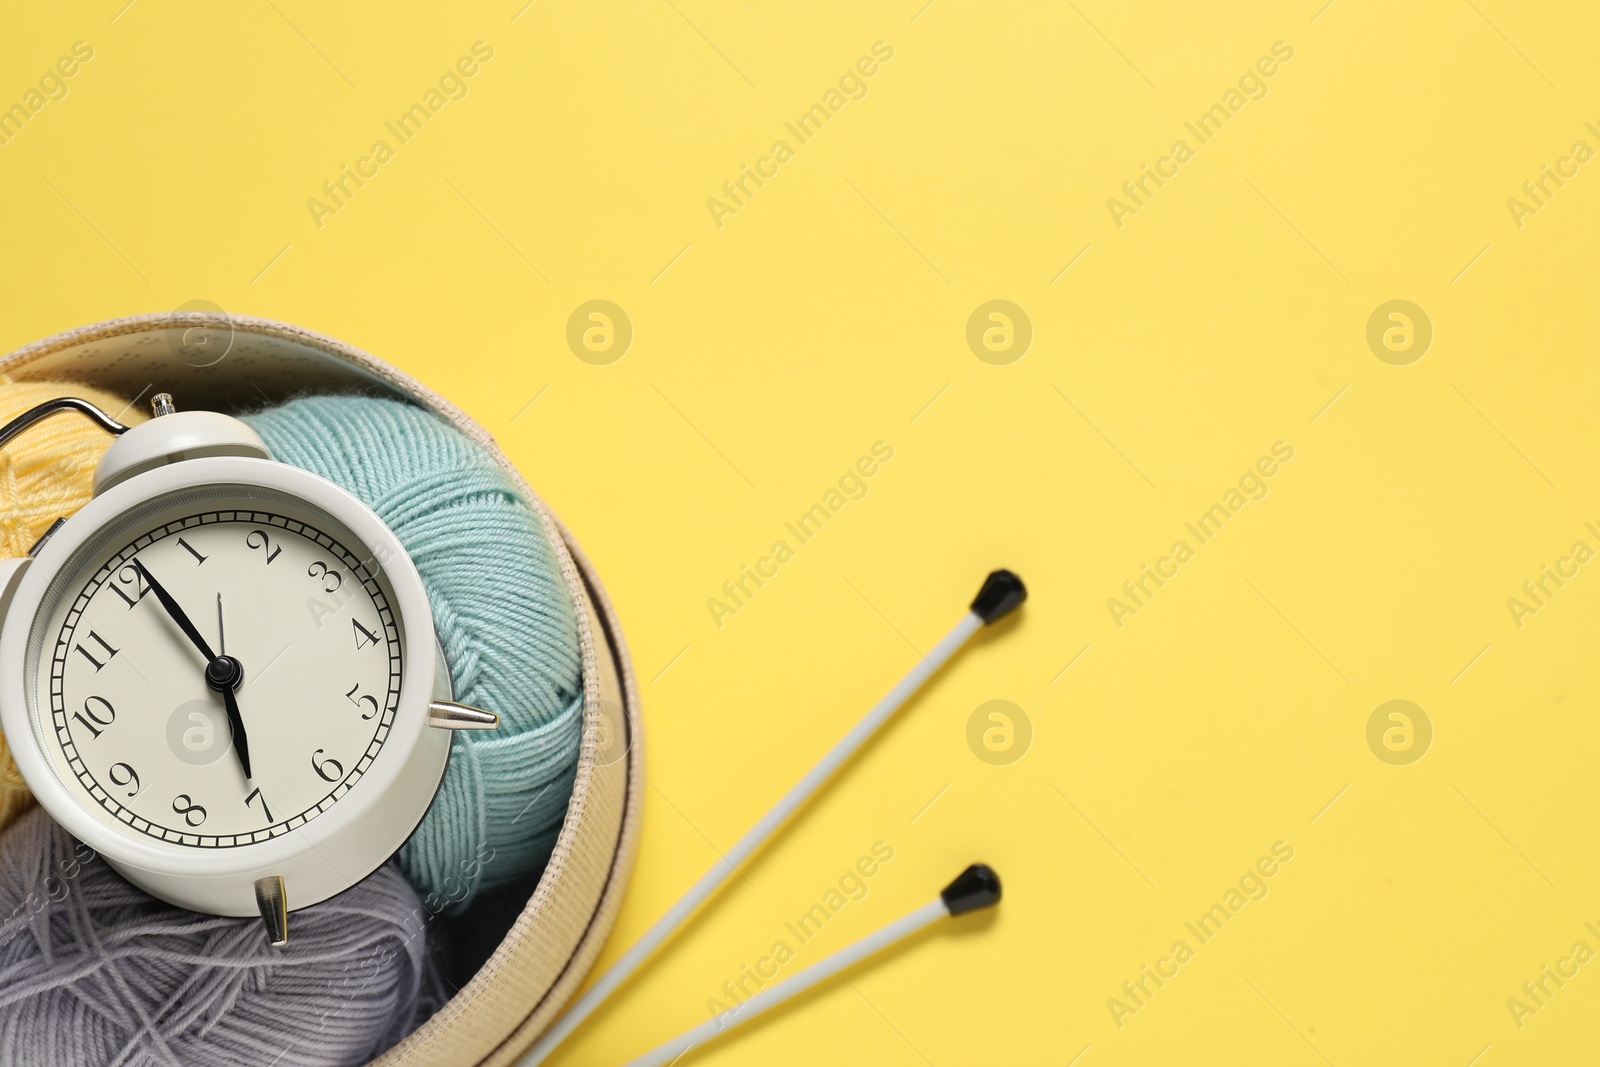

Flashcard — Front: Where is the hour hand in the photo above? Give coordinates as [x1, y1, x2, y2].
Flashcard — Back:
[219, 683, 254, 780]
[131, 559, 217, 663]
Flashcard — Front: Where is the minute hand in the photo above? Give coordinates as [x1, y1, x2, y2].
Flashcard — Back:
[131, 559, 254, 779]
[131, 559, 218, 663]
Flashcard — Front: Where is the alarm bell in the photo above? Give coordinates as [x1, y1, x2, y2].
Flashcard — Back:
[93, 393, 269, 495]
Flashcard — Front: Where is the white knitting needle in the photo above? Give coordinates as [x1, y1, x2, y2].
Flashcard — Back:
[623, 865, 1002, 1067]
[518, 571, 1027, 1066]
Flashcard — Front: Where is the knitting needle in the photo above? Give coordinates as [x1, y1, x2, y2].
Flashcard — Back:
[622, 864, 1002, 1067]
[518, 570, 1026, 1066]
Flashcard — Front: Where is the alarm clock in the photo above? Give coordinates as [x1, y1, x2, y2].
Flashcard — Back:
[0, 393, 498, 945]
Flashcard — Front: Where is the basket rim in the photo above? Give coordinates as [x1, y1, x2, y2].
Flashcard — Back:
[1, 312, 646, 1064]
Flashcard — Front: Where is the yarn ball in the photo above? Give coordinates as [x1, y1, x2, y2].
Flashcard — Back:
[244, 396, 584, 912]
[0, 807, 439, 1067]
[0, 378, 147, 835]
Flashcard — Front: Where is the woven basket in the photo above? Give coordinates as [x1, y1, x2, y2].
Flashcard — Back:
[0, 313, 643, 1067]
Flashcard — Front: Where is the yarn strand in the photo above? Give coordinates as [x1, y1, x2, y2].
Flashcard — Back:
[0, 809, 438, 1067]
[0, 377, 148, 835]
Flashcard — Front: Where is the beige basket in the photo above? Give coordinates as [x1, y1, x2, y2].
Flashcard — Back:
[0, 314, 643, 1067]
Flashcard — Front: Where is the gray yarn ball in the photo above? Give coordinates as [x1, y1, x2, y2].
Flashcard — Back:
[0, 808, 440, 1067]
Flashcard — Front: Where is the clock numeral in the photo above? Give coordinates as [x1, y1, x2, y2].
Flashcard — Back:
[171, 794, 207, 828]
[308, 560, 343, 593]
[352, 618, 380, 650]
[246, 529, 282, 565]
[175, 537, 209, 565]
[245, 787, 274, 824]
[72, 696, 116, 739]
[311, 749, 345, 783]
[73, 630, 120, 672]
[345, 683, 380, 720]
[107, 762, 141, 798]
[108, 564, 151, 609]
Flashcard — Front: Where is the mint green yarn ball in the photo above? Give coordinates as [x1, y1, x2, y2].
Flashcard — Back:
[243, 396, 583, 912]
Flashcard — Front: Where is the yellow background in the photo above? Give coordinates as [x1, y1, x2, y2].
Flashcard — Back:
[4, 1, 1599, 1063]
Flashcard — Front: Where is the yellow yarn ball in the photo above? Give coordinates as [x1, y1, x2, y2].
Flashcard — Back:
[0, 377, 145, 833]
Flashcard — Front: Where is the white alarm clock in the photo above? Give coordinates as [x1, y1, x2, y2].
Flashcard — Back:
[0, 393, 497, 945]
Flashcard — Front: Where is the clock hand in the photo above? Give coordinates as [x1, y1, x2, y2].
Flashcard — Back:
[217, 680, 254, 780]
[131, 559, 218, 663]
[133, 560, 254, 780]
[211, 594, 252, 779]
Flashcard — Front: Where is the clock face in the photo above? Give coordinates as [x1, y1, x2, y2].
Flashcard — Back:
[26, 487, 405, 849]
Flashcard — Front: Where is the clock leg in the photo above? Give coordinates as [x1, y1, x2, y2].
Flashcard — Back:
[255, 875, 289, 947]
